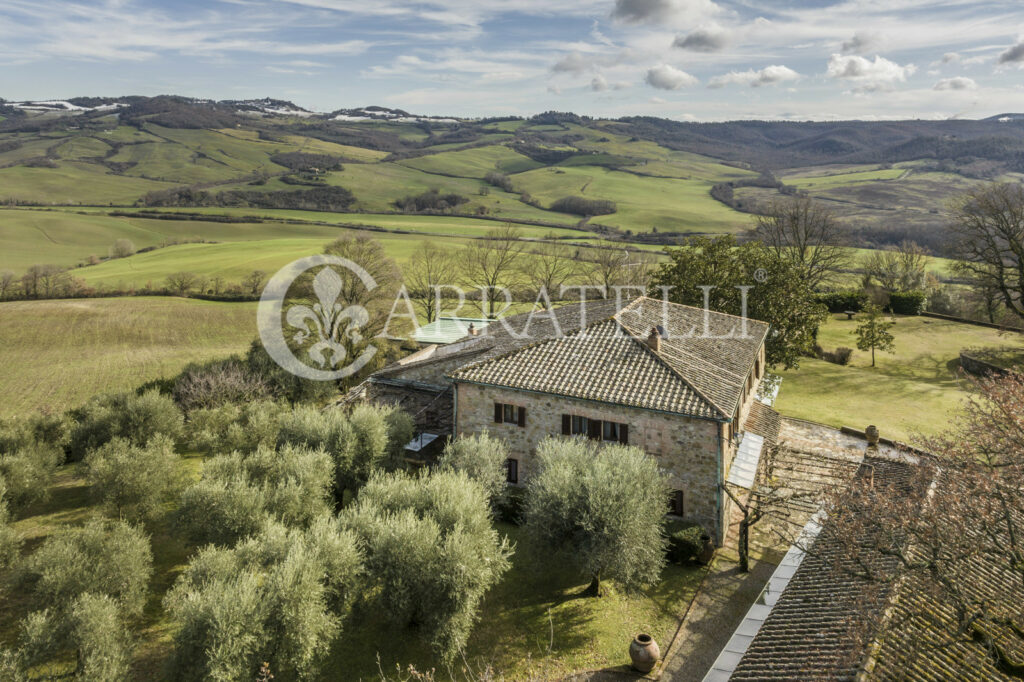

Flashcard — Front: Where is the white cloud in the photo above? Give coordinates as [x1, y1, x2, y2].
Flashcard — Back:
[826, 53, 917, 92]
[552, 51, 590, 74]
[934, 76, 977, 90]
[644, 63, 698, 89]
[591, 74, 609, 91]
[708, 65, 800, 88]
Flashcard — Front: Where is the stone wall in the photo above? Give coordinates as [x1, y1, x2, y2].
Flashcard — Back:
[454, 381, 727, 541]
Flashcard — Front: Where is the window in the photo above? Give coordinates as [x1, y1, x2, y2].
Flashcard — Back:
[494, 402, 526, 427]
[561, 414, 628, 443]
[668, 490, 684, 516]
[506, 458, 518, 484]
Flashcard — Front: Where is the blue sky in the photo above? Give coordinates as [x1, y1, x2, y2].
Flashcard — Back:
[1, 0, 1023, 120]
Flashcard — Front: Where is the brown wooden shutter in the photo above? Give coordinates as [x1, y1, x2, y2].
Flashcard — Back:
[588, 419, 602, 440]
[494, 403, 503, 423]
[517, 407, 526, 427]
[562, 414, 571, 435]
[619, 423, 629, 444]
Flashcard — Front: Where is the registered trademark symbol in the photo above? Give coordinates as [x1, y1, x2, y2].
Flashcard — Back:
[754, 268, 768, 283]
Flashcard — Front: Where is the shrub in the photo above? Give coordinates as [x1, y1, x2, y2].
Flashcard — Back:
[85, 435, 187, 524]
[494, 486, 526, 525]
[0, 413, 70, 455]
[178, 444, 334, 546]
[666, 522, 709, 565]
[821, 346, 854, 365]
[814, 289, 868, 313]
[343, 471, 512, 660]
[173, 356, 269, 411]
[245, 339, 338, 405]
[393, 189, 469, 213]
[67, 389, 184, 461]
[483, 171, 513, 193]
[164, 520, 362, 681]
[22, 518, 153, 619]
[549, 196, 617, 216]
[523, 438, 669, 596]
[437, 432, 509, 508]
[109, 239, 136, 259]
[889, 289, 927, 315]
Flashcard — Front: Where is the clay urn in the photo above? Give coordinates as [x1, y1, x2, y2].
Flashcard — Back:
[629, 633, 660, 673]
[865, 424, 880, 446]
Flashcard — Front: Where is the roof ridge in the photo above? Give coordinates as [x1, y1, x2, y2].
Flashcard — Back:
[612, 317, 728, 419]
[633, 295, 771, 329]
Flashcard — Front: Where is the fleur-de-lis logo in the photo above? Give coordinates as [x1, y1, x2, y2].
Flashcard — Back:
[257, 255, 378, 381]
[286, 267, 370, 369]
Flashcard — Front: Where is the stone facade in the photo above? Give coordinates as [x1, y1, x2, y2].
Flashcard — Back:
[454, 381, 732, 542]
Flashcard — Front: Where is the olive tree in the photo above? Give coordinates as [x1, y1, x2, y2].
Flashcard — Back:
[177, 443, 334, 546]
[0, 480, 20, 569]
[164, 519, 362, 681]
[343, 470, 513, 660]
[185, 399, 286, 455]
[0, 442, 62, 515]
[437, 431, 509, 508]
[67, 389, 184, 461]
[22, 518, 153, 619]
[85, 435, 187, 523]
[523, 437, 669, 596]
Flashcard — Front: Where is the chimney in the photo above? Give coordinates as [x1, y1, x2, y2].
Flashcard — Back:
[647, 327, 661, 353]
[467, 323, 478, 336]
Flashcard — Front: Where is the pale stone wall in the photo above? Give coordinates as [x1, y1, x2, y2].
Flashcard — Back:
[454, 381, 726, 541]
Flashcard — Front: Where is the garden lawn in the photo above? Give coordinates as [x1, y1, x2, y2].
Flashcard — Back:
[329, 523, 706, 680]
[775, 313, 1024, 443]
[0, 297, 258, 418]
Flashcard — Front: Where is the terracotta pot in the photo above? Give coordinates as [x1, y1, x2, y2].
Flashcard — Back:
[865, 424, 880, 446]
[629, 633, 660, 673]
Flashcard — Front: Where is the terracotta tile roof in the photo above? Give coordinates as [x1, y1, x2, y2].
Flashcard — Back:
[731, 455, 1024, 681]
[448, 297, 768, 420]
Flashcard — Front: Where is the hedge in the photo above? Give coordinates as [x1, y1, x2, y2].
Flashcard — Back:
[889, 290, 927, 315]
[814, 289, 868, 313]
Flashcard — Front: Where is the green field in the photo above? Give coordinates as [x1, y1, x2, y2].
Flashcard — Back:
[514, 165, 753, 233]
[72, 233, 460, 288]
[775, 313, 1024, 443]
[0, 297, 258, 418]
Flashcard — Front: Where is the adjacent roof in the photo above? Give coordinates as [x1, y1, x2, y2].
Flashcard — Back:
[730, 455, 915, 681]
[448, 297, 769, 420]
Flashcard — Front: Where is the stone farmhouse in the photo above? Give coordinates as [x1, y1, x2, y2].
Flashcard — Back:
[346, 296, 778, 544]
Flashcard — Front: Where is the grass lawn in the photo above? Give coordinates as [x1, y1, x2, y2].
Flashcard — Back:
[331, 523, 706, 680]
[0, 297, 258, 418]
[775, 313, 1024, 443]
[1, 467, 704, 680]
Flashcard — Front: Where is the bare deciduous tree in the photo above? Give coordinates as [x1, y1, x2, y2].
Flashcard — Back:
[241, 270, 267, 296]
[811, 373, 1024, 674]
[463, 224, 524, 318]
[405, 241, 460, 323]
[951, 183, 1024, 321]
[322, 233, 401, 339]
[754, 196, 850, 289]
[863, 240, 929, 292]
[109, 239, 136, 259]
[518, 238, 579, 300]
[0, 270, 16, 300]
[165, 271, 199, 296]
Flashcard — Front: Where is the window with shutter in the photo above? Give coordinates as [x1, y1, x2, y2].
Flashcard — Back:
[602, 421, 619, 442]
[571, 415, 589, 436]
[619, 423, 629, 444]
[503, 403, 517, 423]
[494, 403, 503, 424]
[562, 414, 571, 435]
[587, 418, 602, 440]
[518, 407, 526, 427]
[506, 458, 518, 484]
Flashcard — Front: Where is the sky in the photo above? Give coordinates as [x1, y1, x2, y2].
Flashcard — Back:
[1, 0, 1023, 121]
